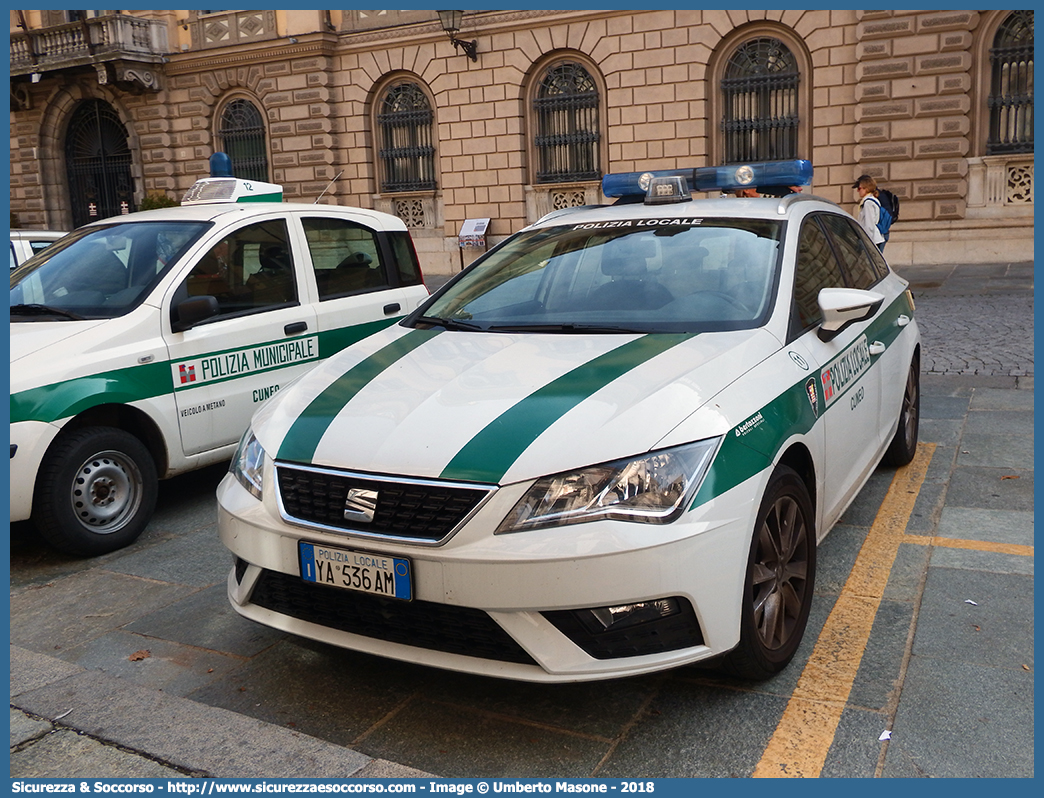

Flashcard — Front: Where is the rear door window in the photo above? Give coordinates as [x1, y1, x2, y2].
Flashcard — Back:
[302, 217, 391, 299]
[819, 213, 882, 290]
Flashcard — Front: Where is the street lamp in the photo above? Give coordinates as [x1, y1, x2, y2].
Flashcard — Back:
[436, 10, 478, 62]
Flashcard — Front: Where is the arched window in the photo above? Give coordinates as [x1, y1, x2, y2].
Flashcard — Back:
[377, 81, 436, 193]
[533, 61, 601, 184]
[721, 37, 800, 164]
[65, 98, 135, 228]
[217, 98, 269, 182]
[987, 10, 1033, 155]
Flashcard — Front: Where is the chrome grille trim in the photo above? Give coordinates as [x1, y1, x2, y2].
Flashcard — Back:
[274, 462, 497, 546]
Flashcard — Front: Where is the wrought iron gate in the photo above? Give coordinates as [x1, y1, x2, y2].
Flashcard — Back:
[65, 99, 135, 228]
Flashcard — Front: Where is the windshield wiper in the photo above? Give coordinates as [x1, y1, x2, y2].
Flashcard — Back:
[10, 304, 85, 321]
[414, 314, 485, 331]
[486, 323, 651, 334]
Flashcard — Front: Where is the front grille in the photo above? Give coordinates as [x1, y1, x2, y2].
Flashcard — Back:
[542, 599, 703, 659]
[276, 464, 492, 542]
[250, 569, 537, 665]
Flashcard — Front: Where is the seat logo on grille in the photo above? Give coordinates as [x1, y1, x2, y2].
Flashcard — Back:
[344, 488, 378, 523]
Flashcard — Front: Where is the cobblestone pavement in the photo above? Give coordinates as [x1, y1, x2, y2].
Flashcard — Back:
[895, 261, 1033, 377]
[914, 292, 1033, 376]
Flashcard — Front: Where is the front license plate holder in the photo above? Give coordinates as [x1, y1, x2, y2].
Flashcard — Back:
[299, 541, 412, 601]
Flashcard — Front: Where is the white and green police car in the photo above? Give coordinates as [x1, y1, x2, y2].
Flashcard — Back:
[10, 163, 429, 556]
[218, 160, 920, 682]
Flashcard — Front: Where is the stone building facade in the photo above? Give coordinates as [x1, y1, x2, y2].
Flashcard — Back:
[9, 8, 1033, 276]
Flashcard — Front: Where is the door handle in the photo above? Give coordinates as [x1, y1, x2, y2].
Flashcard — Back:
[284, 321, 308, 335]
[383, 303, 401, 315]
[869, 341, 886, 356]
[896, 314, 911, 327]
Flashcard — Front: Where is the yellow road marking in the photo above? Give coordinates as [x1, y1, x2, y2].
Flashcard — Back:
[903, 535, 1033, 557]
[752, 443, 936, 778]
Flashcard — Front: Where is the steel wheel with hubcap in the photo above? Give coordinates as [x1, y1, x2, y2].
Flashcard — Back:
[33, 426, 158, 557]
[723, 465, 816, 680]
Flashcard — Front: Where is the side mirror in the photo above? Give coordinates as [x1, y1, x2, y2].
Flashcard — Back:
[172, 295, 220, 332]
[817, 287, 883, 341]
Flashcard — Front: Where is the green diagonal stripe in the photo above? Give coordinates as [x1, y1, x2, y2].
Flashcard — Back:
[10, 361, 173, 424]
[277, 327, 442, 463]
[440, 334, 695, 484]
[690, 291, 916, 509]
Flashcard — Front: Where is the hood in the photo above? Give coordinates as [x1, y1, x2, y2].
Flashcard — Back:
[255, 324, 782, 486]
[10, 319, 109, 368]
[9, 306, 167, 399]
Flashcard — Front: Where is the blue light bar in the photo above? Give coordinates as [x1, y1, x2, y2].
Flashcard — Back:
[602, 160, 813, 199]
[602, 169, 694, 198]
[691, 160, 813, 192]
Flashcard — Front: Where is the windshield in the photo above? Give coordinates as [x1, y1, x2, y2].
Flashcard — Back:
[10, 221, 210, 320]
[415, 218, 783, 334]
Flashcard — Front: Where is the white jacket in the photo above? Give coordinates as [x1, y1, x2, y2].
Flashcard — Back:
[857, 195, 886, 245]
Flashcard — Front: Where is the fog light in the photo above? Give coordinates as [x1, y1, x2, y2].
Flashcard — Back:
[580, 598, 680, 634]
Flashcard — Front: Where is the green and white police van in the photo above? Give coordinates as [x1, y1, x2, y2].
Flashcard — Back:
[10, 167, 429, 556]
[217, 160, 921, 682]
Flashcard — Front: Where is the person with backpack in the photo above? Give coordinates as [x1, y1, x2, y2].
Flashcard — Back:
[852, 174, 890, 252]
[877, 184, 900, 244]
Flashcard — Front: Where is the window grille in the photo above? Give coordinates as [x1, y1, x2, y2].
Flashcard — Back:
[378, 82, 436, 193]
[394, 198, 426, 227]
[987, 10, 1034, 155]
[533, 62, 601, 183]
[551, 190, 588, 210]
[721, 38, 799, 164]
[218, 99, 269, 182]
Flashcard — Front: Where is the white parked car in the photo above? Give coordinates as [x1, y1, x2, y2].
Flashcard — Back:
[10, 229, 66, 269]
[217, 160, 920, 682]
[10, 171, 429, 556]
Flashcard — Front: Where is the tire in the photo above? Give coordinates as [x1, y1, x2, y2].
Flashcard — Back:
[32, 426, 158, 557]
[882, 354, 920, 467]
[722, 466, 816, 680]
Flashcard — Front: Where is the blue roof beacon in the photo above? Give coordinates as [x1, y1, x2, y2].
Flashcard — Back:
[602, 159, 814, 204]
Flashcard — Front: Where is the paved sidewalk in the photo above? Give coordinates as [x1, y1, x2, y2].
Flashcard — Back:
[10, 262, 1034, 779]
[10, 649, 431, 779]
[877, 374, 1034, 776]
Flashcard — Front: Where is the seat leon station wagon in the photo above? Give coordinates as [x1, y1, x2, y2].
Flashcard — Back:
[217, 160, 921, 682]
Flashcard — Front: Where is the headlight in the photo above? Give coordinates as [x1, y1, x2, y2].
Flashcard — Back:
[496, 438, 720, 534]
[230, 428, 266, 500]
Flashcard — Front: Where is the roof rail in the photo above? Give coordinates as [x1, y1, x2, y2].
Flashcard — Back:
[775, 192, 840, 215]
[535, 204, 607, 224]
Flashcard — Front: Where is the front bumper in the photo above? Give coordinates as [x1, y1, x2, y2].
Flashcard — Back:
[217, 465, 767, 682]
[9, 420, 62, 521]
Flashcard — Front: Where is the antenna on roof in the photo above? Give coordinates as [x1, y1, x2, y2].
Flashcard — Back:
[314, 171, 344, 204]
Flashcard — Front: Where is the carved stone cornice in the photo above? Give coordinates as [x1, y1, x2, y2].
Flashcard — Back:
[337, 9, 618, 47]
[165, 8, 616, 73]
[164, 36, 337, 75]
